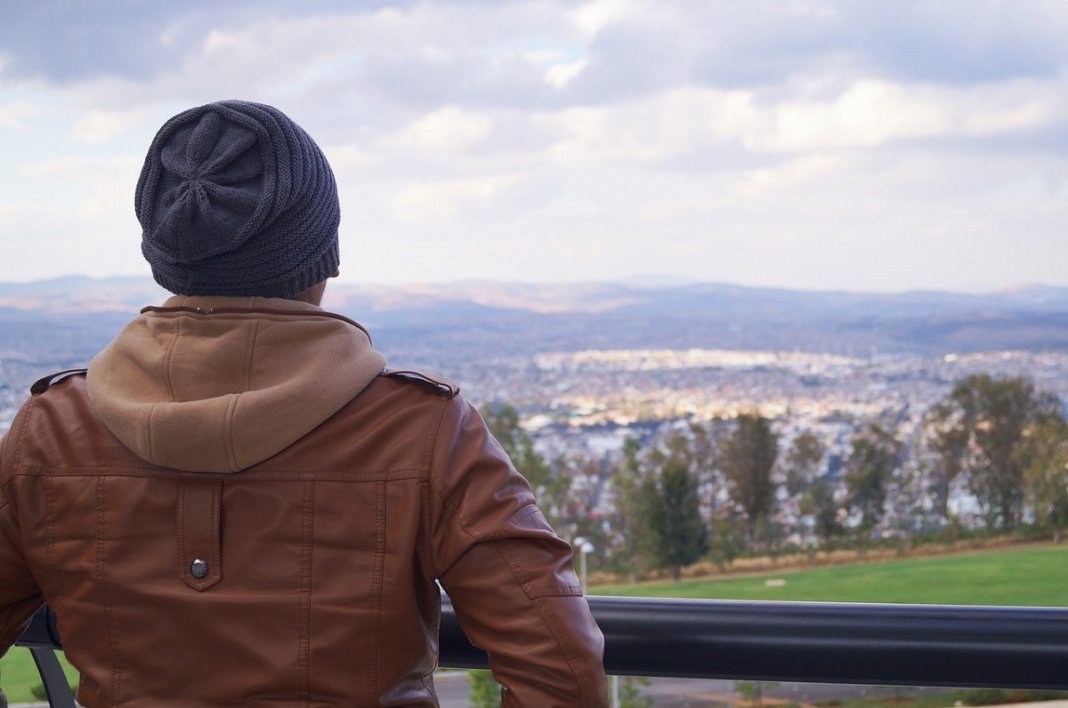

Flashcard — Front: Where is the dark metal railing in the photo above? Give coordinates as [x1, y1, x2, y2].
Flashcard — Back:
[14, 607, 75, 708]
[17, 597, 1068, 705]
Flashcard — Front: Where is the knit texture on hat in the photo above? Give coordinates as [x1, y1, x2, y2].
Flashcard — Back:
[136, 100, 339, 297]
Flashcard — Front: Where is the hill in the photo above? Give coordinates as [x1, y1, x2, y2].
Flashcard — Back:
[4, 277, 1068, 363]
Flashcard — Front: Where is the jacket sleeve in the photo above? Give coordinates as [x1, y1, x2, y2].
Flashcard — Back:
[429, 396, 608, 707]
[0, 408, 46, 662]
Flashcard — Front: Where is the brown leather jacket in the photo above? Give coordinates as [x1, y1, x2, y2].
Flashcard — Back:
[0, 296, 607, 707]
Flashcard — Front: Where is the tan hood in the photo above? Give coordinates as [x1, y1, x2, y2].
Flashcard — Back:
[87, 295, 386, 473]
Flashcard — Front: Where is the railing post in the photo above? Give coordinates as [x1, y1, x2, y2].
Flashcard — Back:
[16, 607, 75, 708]
[27, 648, 75, 708]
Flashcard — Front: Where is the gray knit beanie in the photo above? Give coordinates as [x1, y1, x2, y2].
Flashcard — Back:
[136, 100, 339, 298]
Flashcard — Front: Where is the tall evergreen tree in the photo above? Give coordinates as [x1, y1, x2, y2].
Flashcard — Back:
[844, 424, 903, 539]
[799, 477, 842, 547]
[922, 402, 970, 524]
[637, 432, 708, 580]
[609, 438, 646, 582]
[785, 431, 823, 498]
[719, 414, 779, 543]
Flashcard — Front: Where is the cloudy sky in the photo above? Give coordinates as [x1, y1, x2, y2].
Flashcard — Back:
[1, 0, 1067, 293]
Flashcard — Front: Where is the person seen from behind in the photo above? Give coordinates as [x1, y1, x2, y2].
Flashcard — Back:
[0, 100, 608, 707]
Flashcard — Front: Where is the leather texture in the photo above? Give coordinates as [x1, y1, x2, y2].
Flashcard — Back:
[0, 301, 607, 707]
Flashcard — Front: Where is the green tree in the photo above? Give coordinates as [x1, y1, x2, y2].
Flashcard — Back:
[563, 453, 613, 570]
[638, 432, 709, 580]
[1023, 417, 1068, 542]
[608, 437, 646, 582]
[735, 680, 780, 706]
[467, 670, 499, 707]
[935, 375, 1061, 529]
[616, 675, 654, 708]
[844, 424, 903, 540]
[719, 414, 779, 544]
[785, 431, 823, 497]
[482, 403, 550, 485]
[708, 514, 747, 571]
[481, 403, 568, 527]
[922, 402, 970, 524]
[799, 476, 841, 548]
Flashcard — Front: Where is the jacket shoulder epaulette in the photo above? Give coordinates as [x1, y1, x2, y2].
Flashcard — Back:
[30, 368, 88, 395]
[381, 369, 459, 398]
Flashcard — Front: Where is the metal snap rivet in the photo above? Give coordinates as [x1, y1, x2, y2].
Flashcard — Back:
[190, 559, 209, 579]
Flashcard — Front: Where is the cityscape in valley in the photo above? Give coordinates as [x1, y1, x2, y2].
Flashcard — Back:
[4, 276, 1068, 705]
[3, 276, 1068, 560]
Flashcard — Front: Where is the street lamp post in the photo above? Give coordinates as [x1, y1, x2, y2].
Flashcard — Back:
[572, 536, 595, 594]
[572, 537, 616, 705]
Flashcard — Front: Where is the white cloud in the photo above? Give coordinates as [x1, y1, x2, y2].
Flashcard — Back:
[384, 106, 493, 155]
[324, 142, 376, 169]
[16, 154, 142, 227]
[545, 59, 588, 89]
[18, 154, 140, 179]
[965, 102, 1051, 135]
[567, 0, 634, 37]
[202, 28, 242, 56]
[72, 109, 149, 144]
[766, 80, 952, 151]
[0, 101, 37, 130]
[389, 175, 520, 222]
[543, 87, 761, 164]
[734, 154, 843, 199]
[957, 77, 1068, 136]
[3, 2, 1068, 291]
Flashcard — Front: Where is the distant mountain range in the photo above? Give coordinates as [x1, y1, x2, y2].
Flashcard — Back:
[3, 276, 1068, 358]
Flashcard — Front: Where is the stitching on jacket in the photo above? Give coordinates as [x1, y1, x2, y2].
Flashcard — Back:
[426, 397, 474, 573]
[492, 542, 590, 703]
[299, 480, 314, 706]
[422, 396, 449, 476]
[42, 475, 57, 592]
[383, 374, 444, 580]
[494, 535, 534, 599]
[96, 475, 123, 703]
[488, 501, 541, 542]
[211, 480, 223, 588]
[370, 479, 387, 700]
[420, 479, 433, 580]
[426, 396, 454, 498]
[530, 595, 592, 705]
[494, 529, 582, 598]
[11, 394, 38, 473]
[427, 399, 486, 546]
[176, 484, 186, 584]
[31, 466, 430, 484]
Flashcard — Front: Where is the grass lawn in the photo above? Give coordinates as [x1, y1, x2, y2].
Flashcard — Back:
[593, 543, 1068, 606]
[0, 648, 77, 704]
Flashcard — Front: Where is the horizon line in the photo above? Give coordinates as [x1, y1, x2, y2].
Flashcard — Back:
[0, 273, 1064, 299]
